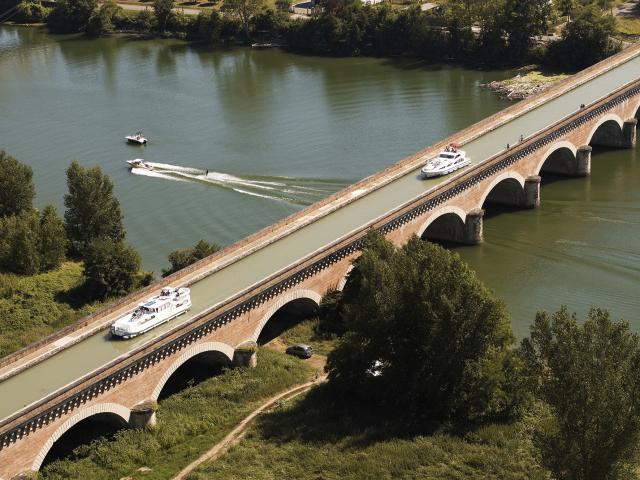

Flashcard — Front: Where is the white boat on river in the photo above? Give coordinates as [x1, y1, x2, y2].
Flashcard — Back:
[111, 287, 191, 339]
[126, 158, 153, 170]
[421, 143, 470, 178]
[125, 131, 148, 145]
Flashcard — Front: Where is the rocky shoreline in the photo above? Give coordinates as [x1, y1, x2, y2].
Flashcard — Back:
[482, 68, 569, 100]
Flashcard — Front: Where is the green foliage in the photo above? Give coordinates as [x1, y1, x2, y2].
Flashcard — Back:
[521, 307, 640, 480]
[326, 232, 522, 425]
[64, 161, 125, 255]
[222, 0, 265, 41]
[281, 317, 337, 356]
[85, 0, 124, 36]
[502, 0, 550, 59]
[46, 0, 98, 33]
[0, 262, 102, 358]
[133, 9, 156, 33]
[187, 384, 544, 480]
[545, 4, 620, 70]
[14, 0, 50, 23]
[39, 205, 68, 272]
[317, 289, 346, 336]
[83, 238, 140, 299]
[275, 0, 290, 11]
[0, 150, 35, 218]
[194, 10, 222, 43]
[153, 0, 174, 31]
[162, 239, 221, 277]
[40, 349, 312, 479]
[8, 212, 41, 275]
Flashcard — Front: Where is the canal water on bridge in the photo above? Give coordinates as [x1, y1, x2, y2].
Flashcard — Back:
[0, 23, 639, 348]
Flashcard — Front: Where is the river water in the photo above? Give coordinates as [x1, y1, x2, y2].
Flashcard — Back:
[1, 25, 638, 337]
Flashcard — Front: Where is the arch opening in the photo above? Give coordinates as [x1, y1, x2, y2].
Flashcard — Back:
[420, 212, 466, 245]
[482, 178, 526, 210]
[589, 118, 625, 149]
[151, 342, 233, 401]
[40, 412, 128, 470]
[538, 146, 577, 177]
[257, 297, 319, 346]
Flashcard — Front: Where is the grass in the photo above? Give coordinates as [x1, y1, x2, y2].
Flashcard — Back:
[616, 17, 640, 36]
[280, 317, 338, 356]
[0, 262, 104, 358]
[186, 385, 545, 480]
[40, 348, 313, 480]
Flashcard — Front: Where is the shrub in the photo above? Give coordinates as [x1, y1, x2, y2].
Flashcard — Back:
[14, 0, 50, 23]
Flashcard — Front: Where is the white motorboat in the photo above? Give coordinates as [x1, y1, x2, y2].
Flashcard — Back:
[110, 287, 191, 339]
[421, 143, 471, 178]
[126, 159, 153, 170]
[125, 131, 148, 145]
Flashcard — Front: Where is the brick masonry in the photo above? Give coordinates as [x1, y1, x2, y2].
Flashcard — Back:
[0, 64, 639, 480]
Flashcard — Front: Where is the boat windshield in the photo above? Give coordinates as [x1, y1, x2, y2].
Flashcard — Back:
[440, 153, 455, 159]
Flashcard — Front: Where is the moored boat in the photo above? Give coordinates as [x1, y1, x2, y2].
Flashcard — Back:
[125, 131, 148, 145]
[421, 143, 471, 178]
[110, 287, 191, 339]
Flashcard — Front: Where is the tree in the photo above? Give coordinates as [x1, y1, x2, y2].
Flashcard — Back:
[64, 161, 125, 255]
[86, 0, 124, 36]
[14, 1, 50, 23]
[326, 232, 522, 424]
[134, 9, 156, 33]
[275, 0, 290, 11]
[153, 0, 174, 31]
[503, 0, 550, 59]
[195, 10, 222, 43]
[162, 239, 221, 277]
[46, 0, 98, 33]
[0, 151, 35, 218]
[39, 205, 67, 271]
[84, 238, 141, 299]
[222, 0, 265, 41]
[545, 4, 619, 70]
[521, 307, 640, 480]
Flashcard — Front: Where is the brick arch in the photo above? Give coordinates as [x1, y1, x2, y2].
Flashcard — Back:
[151, 341, 234, 401]
[633, 97, 640, 119]
[534, 140, 578, 176]
[337, 265, 354, 292]
[475, 171, 526, 210]
[586, 113, 624, 145]
[416, 206, 467, 238]
[31, 403, 131, 471]
[249, 289, 322, 343]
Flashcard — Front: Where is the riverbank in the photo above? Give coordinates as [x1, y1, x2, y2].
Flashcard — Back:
[481, 68, 570, 100]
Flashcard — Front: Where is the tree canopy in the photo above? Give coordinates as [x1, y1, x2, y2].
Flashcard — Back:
[326, 232, 522, 424]
[222, 0, 265, 41]
[64, 161, 125, 255]
[522, 307, 640, 480]
[0, 150, 35, 218]
[83, 238, 141, 299]
[47, 0, 98, 33]
[162, 239, 221, 277]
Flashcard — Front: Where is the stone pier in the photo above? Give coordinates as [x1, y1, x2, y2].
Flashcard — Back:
[464, 209, 484, 245]
[523, 175, 541, 208]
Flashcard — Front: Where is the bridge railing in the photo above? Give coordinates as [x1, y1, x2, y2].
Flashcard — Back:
[1, 72, 639, 446]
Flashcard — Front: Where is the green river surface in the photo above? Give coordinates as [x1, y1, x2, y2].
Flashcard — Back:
[1, 24, 639, 342]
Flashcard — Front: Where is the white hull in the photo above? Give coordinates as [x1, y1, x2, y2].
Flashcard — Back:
[111, 287, 191, 339]
[422, 158, 471, 177]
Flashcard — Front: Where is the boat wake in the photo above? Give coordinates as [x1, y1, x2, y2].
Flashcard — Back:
[129, 161, 350, 206]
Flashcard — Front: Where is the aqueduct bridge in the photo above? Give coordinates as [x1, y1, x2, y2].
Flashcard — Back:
[1, 44, 640, 478]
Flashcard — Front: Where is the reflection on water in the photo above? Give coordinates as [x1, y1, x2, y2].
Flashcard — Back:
[0, 24, 639, 337]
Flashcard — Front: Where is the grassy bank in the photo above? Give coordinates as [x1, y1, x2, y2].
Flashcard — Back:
[186, 385, 545, 480]
[41, 348, 314, 480]
[0, 262, 102, 358]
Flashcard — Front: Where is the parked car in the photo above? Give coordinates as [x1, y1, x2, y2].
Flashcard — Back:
[285, 344, 313, 359]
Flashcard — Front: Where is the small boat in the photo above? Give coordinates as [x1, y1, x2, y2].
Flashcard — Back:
[421, 143, 471, 178]
[110, 287, 191, 339]
[126, 159, 153, 170]
[125, 131, 148, 145]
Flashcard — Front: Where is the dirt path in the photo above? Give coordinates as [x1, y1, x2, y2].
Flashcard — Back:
[172, 374, 326, 480]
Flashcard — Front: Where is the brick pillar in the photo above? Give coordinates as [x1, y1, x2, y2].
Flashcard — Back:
[233, 345, 257, 368]
[464, 209, 484, 245]
[129, 401, 157, 428]
[575, 145, 592, 177]
[523, 175, 541, 209]
[623, 119, 637, 148]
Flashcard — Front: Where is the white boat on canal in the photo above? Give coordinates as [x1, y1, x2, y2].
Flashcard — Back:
[125, 131, 148, 145]
[111, 287, 191, 339]
[421, 143, 470, 178]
